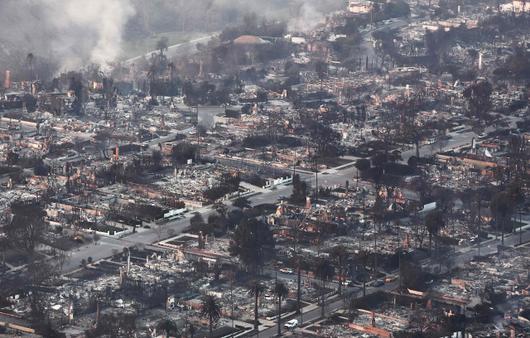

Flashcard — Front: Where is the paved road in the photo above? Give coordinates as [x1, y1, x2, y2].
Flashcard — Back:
[61, 183, 297, 273]
[60, 110, 523, 274]
[253, 225, 530, 338]
[254, 281, 399, 338]
[124, 35, 214, 65]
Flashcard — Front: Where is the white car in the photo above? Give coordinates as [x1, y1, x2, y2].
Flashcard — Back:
[279, 268, 294, 274]
[284, 319, 298, 329]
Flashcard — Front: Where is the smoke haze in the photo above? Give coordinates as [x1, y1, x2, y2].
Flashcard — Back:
[0, 0, 135, 73]
[0, 0, 342, 76]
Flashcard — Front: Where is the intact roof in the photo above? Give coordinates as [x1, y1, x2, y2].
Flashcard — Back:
[233, 35, 271, 45]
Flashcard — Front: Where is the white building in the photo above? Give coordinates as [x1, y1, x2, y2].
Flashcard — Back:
[348, 0, 373, 14]
[500, 0, 529, 13]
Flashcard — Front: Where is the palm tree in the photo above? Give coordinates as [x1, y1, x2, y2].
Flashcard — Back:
[274, 281, 289, 337]
[491, 191, 513, 246]
[330, 246, 347, 295]
[200, 295, 221, 338]
[425, 209, 445, 251]
[315, 259, 335, 317]
[248, 281, 266, 332]
[158, 318, 178, 338]
[156, 36, 169, 56]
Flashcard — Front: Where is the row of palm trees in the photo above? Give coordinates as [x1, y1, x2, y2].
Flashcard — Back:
[156, 295, 219, 338]
[187, 280, 290, 338]
[249, 280, 289, 337]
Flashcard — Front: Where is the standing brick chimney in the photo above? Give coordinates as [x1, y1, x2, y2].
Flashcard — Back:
[4, 70, 11, 89]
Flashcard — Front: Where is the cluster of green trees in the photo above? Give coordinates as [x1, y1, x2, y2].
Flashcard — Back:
[494, 47, 530, 80]
[219, 14, 287, 42]
[203, 173, 241, 202]
[290, 174, 308, 205]
[171, 142, 199, 165]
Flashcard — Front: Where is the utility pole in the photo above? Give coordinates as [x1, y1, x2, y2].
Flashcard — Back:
[314, 156, 319, 208]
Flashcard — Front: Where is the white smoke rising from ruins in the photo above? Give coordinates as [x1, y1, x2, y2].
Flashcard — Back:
[46, 0, 135, 70]
[288, 3, 328, 32]
[0, 0, 341, 75]
[0, 0, 135, 72]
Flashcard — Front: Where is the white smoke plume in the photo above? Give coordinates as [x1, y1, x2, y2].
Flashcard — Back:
[0, 0, 342, 76]
[287, 3, 328, 33]
[47, 0, 135, 70]
[0, 0, 135, 72]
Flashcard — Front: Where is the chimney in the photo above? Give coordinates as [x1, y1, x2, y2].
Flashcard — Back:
[96, 301, 101, 327]
[68, 301, 74, 322]
[198, 231, 204, 249]
[4, 70, 11, 89]
[127, 250, 131, 273]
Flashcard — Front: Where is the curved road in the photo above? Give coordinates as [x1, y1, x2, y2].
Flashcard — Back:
[124, 34, 215, 65]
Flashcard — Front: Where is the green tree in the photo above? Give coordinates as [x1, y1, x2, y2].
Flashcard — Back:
[200, 295, 221, 338]
[355, 158, 371, 172]
[463, 79, 493, 120]
[229, 219, 275, 274]
[171, 142, 199, 165]
[5, 201, 47, 253]
[290, 174, 307, 204]
[233, 196, 251, 209]
[190, 212, 206, 234]
[273, 281, 289, 337]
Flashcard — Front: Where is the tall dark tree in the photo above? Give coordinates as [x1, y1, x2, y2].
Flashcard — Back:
[152, 150, 163, 170]
[330, 246, 347, 295]
[200, 295, 221, 338]
[5, 201, 47, 253]
[463, 79, 493, 120]
[233, 196, 251, 210]
[69, 72, 85, 115]
[248, 281, 266, 332]
[425, 209, 445, 251]
[190, 212, 207, 237]
[355, 159, 371, 172]
[273, 281, 289, 337]
[290, 174, 308, 204]
[315, 60, 328, 91]
[315, 259, 335, 317]
[491, 191, 513, 246]
[229, 218, 275, 274]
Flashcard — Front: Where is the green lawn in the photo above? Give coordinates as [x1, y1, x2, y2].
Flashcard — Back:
[121, 31, 204, 59]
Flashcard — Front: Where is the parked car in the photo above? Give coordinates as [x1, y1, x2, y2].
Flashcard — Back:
[280, 267, 294, 274]
[284, 319, 298, 329]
